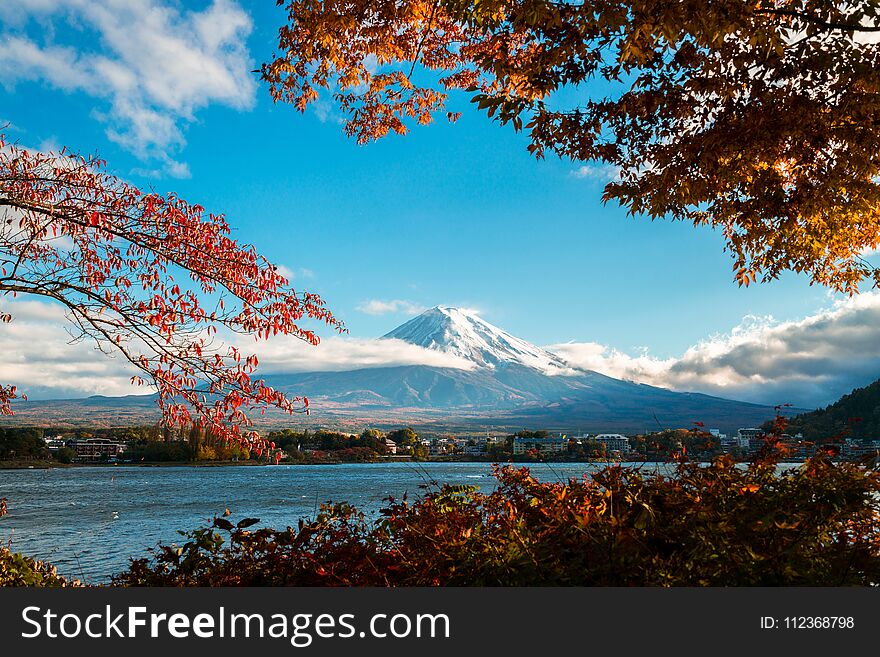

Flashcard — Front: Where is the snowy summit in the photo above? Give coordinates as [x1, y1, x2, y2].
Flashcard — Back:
[383, 306, 576, 376]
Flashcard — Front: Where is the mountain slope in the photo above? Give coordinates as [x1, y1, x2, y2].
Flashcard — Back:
[265, 365, 781, 434]
[782, 379, 880, 440]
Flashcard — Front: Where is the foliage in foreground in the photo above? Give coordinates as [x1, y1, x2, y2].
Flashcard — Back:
[111, 452, 880, 586]
[0, 547, 82, 588]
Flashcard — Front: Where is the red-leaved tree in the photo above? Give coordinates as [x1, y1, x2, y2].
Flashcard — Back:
[0, 135, 343, 445]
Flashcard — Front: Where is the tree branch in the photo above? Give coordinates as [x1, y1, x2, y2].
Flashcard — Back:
[755, 8, 880, 32]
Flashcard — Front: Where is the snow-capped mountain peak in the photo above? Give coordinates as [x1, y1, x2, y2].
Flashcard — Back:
[382, 306, 576, 375]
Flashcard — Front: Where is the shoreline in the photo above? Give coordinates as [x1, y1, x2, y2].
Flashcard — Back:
[0, 456, 644, 470]
[0, 456, 817, 470]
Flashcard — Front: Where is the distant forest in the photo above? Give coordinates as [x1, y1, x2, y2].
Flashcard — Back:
[782, 379, 880, 441]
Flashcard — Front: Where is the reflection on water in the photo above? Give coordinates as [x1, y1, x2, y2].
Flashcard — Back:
[0, 462, 666, 582]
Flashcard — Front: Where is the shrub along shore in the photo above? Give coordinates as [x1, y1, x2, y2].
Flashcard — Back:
[3, 428, 880, 587]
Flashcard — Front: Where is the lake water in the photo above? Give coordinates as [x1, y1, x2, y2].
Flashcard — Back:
[0, 462, 661, 583]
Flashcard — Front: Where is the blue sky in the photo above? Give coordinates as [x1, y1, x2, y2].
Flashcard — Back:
[1, 0, 879, 408]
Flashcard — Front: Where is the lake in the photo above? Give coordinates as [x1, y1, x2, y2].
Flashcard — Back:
[0, 462, 663, 582]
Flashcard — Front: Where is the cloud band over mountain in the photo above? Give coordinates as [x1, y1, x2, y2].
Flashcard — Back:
[549, 293, 880, 408]
[4, 295, 880, 409]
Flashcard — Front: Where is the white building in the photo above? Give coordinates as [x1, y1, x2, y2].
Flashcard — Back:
[69, 438, 126, 461]
[44, 436, 67, 452]
[592, 434, 631, 453]
[512, 436, 569, 455]
[430, 438, 458, 456]
[737, 428, 763, 450]
[709, 428, 734, 449]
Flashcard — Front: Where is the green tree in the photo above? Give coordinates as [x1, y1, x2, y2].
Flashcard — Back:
[0, 428, 48, 460]
[387, 427, 419, 447]
[54, 448, 76, 464]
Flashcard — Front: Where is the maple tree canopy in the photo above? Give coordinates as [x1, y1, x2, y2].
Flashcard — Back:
[263, 0, 880, 292]
[0, 137, 343, 443]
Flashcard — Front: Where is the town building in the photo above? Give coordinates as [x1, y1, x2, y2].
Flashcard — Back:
[843, 439, 880, 460]
[512, 435, 569, 455]
[44, 436, 67, 452]
[737, 428, 763, 451]
[572, 433, 632, 454]
[68, 438, 126, 462]
[592, 434, 631, 453]
[708, 428, 729, 445]
[463, 442, 485, 455]
[778, 434, 815, 460]
[430, 438, 456, 456]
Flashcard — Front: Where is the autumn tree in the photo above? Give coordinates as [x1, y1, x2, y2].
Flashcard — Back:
[264, 0, 880, 292]
[386, 426, 419, 447]
[0, 136, 343, 444]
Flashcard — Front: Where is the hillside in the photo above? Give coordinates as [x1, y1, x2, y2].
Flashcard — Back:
[263, 363, 780, 434]
[782, 379, 880, 441]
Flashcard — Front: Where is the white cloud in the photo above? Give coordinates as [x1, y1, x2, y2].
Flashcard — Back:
[251, 336, 476, 373]
[130, 157, 192, 180]
[7, 293, 880, 409]
[356, 299, 426, 316]
[272, 265, 315, 282]
[548, 293, 880, 408]
[570, 163, 620, 182]
[0, 299, 141, 399]
[0, 0, 255, 177]
[0, 298, 472, 399]
[311, 98, 346, 125]
[274, 264, 295, 281]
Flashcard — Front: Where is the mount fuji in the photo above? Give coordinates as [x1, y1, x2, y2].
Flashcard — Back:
[383, 306, 574, 375]
[9, 306, 784, 432]
[261, 306, 782, 433]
